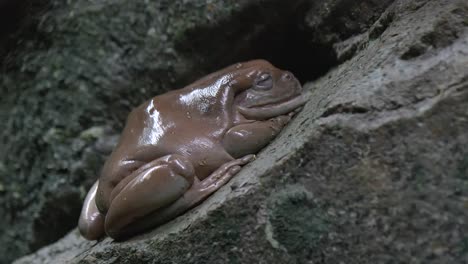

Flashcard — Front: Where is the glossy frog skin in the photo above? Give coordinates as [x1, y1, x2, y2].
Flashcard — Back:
[78, 60, 307, 240]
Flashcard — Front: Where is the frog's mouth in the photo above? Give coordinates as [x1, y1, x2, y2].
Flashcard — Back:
[237, 92, 309, 120]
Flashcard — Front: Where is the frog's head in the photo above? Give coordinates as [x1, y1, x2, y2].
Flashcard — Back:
[235, 60, 307, 120]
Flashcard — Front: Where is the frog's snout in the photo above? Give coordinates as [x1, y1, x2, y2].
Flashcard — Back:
[280, 71, 302, 95]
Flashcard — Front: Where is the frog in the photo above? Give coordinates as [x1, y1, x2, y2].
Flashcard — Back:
[78, 59, 307, 240]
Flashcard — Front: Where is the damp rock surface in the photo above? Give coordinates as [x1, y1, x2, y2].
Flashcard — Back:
[0, 0, 321, 262]
[1, 0, 392, 262]
[4, 0, 468, 263]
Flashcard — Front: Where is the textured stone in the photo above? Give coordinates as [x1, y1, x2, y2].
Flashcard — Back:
[0, 0, 323, 262]
[5, 0, 468, 263]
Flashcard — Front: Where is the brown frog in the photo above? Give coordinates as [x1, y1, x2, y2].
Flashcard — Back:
[79, 60, 307, 240]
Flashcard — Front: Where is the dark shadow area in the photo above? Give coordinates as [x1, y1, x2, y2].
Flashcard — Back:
[0, 1, 29, 59]
[31, 189, 82, 250]
[0, 1, 50, 66]
[244, 21, 337, 84]
[0, 0, 25, 42]
[174, 0, 338, 85]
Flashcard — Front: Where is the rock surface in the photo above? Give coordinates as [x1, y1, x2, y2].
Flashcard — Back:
[0, 0, 326, 262]
[3, 0, 468, 263]
[1, 0, 392, 262]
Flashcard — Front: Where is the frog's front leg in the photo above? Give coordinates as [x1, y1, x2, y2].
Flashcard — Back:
[106, 154, 255, 240]
[223, 113, 294, 158]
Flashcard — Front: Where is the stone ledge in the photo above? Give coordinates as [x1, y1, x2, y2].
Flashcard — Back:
[12, 0, 468, 263]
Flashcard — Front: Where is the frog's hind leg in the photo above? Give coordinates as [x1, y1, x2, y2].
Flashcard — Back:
[108, 154, 255, 240]
[78, 181, 105, 240]
[104, 154, 195, 239]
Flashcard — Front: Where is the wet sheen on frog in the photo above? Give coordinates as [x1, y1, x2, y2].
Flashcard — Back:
[78, 59, 307, 240]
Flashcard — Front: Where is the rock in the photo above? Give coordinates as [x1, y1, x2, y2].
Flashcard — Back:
[10, 0, 468, 263]
[1, 0, 330, 262]
[0, 0, 468, 263]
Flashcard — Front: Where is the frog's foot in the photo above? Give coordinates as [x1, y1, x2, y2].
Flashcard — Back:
[198, 154, 255, 191]
[176, 154, 256, 210]
[158, 155, 255, 226]
[78, 181, 105, 240]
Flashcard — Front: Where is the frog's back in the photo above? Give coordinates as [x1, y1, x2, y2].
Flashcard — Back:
[102, 87, 233, 179]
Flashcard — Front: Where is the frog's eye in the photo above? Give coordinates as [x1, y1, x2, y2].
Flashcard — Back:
[254, 73, 273, 90]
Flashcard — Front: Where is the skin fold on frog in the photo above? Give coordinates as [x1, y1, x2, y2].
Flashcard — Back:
[78, 59, 308, 240]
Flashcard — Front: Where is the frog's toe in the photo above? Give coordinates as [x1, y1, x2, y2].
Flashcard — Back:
[79, 213, 105, 241]
[239, 154, 256, 164]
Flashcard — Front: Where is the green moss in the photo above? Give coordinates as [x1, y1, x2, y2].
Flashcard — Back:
[456, 155, 468, 180]
[267, 186, 330, 257]
[462, 237, 468, 253]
